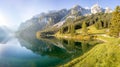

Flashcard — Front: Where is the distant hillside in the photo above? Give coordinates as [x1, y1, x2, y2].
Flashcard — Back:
[18, 9, 68, 38]
[18, 4, 112, 37]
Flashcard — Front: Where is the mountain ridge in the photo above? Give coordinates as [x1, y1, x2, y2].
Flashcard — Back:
[18, 4, 112, 37]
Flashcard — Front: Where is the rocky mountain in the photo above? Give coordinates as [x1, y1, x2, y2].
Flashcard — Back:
[18, 9, 68, 37]
[43, 5, 91, 29]
[55, 4, 112, 28]
[19, 9, 68, 31]
[91, 4, 103, 14]
[91, 4, 112, 14]
[61, 5, 91, 20]
[18, 4, 112, 37]
[105, 7, 112, 13]
[69, 5, 90, 16]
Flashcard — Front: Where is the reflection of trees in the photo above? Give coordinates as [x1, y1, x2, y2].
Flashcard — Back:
[63, 39, 76, 53]
[59, 38, 99, 57]
[18, 35, 100, 62]
[81, 41, 90, 53]
[17, 37, 71, 59]
[40, 37, 98, 59]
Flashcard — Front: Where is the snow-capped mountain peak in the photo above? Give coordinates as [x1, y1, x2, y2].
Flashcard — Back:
[91, 4, 102, 14]
[105, 7, 112, 13]
[72, 5, 81, 9]
[70, 4, 91, 16]
[19, 4, 113, 32]
[85, 7, 90, 10]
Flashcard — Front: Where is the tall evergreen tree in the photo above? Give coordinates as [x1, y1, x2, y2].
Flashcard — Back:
[66, 18, 72, 33]
[82, 22, 87, 35]
[70, 23, 75, 35]
[109, 6, 120, 37]
[95, 22, 99, 29]
[103, 19, 107, 28]
[66, 18, 75, 35]
[98, 20, 102, 29]
[60, 27, 64, 34]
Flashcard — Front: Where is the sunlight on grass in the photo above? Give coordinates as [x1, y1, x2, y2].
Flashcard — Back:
[76, 25, 106, 34]
[61, 36, 120, 67]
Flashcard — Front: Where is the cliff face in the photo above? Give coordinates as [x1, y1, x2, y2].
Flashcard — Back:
[91, 4, 102, 14]
[18, 4, 112, 37]
[105, 7, 112, 13]
[18, 9, 68, 38]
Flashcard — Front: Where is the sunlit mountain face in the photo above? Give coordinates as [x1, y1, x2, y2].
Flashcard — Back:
[0, 0, 119, 67]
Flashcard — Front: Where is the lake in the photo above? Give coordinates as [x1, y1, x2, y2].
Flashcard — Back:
[0, 36, 101, 67]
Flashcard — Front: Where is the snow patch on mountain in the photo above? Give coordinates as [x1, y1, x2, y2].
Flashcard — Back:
[53, 21, 65, 28]
[91, 4, 102, 14]
[19, 4, 113, 32]
[105, 7, 112, 13]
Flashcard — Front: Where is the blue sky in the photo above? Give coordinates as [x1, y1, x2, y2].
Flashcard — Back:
[0, 0, 119, 30]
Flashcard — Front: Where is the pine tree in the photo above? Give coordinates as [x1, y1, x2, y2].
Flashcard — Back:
[82, 22, 87, 35]
[95, 22, 99, 29]
[68, 25, 71, 33]
[70, 23, 75, 35]
[66, 18, 72, 33]
[103, 19, 107, 28]
[60, 27, 64, 34]
[109, 6, 120, 37]
[98, 20, 102, 29]
[66, 18, 75, 35]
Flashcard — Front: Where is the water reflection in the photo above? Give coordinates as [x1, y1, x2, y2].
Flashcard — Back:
[18, 38, 71, 59]
[18, 36, 101, 66]
[0, 35, 101, 67]
[0, 36, 11, 44]
[0, 38, 63, 67]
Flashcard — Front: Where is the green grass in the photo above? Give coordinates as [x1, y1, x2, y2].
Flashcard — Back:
[60, 36, 120, 67]
[76, 25, 107, 34]
[55, 25, 120, 67]
[55, 25, 108, 41]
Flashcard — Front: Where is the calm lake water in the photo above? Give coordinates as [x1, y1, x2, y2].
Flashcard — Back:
[0, 35, 100, 67]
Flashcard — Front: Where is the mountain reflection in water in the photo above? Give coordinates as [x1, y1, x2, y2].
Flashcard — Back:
[0, 35, 101, 67]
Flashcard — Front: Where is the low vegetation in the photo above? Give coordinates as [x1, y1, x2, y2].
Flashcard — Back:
[61, 36, 120, 67]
